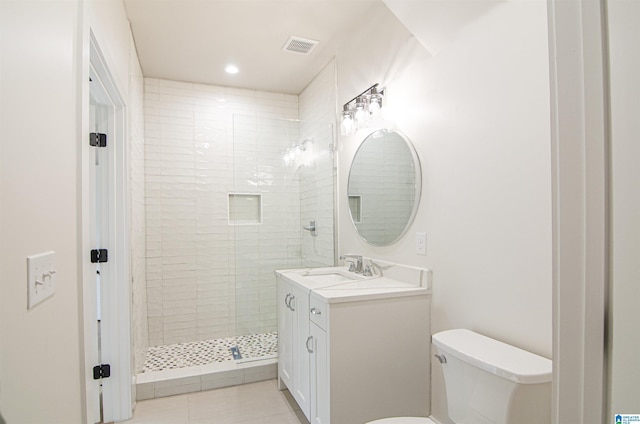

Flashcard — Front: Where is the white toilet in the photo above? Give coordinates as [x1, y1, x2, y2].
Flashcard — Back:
[367, 329, 552, 424]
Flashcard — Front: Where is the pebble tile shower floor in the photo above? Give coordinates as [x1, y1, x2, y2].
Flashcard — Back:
[143, 332, 278, 372]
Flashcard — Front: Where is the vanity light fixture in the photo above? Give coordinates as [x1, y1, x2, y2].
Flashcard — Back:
[340, 84, 384, 136]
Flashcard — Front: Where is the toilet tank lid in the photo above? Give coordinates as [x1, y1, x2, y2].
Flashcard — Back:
[432, 329, 552, 384]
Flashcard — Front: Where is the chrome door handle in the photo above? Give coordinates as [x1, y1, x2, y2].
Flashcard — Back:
[306, 336, 314, 353]
[310, 307, 322, 315]
[285, 293, 291, 309]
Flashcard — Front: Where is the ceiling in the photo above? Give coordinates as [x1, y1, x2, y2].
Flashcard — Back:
[124, 0, 386, 95]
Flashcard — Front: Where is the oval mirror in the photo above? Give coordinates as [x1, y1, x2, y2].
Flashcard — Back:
[347, 129, 421, 246]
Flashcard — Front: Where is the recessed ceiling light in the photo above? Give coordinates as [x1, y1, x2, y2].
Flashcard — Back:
[225, 64, 239, 74]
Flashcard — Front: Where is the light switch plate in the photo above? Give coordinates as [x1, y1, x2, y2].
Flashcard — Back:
[416, 233, 427, 255]
[27, 251, 56, 309]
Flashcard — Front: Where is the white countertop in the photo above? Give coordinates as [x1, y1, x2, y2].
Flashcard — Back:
[275, 266, 431, 304]
[275, 266, 366, 291]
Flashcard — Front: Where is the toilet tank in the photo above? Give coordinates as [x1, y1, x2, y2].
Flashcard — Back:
[432, 329, 552, 424]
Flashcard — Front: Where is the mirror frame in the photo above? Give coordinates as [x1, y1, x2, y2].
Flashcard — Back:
[347, 128, 422, 246]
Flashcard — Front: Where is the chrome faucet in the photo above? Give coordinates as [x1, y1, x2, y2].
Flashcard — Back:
[340, 254, 363, 273]
[362, 264, 375, 277]
[362, 260, 382, 277]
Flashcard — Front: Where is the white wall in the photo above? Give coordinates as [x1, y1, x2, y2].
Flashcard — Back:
[1, 1, 85, 421]
[608, 0, 640, 415]
[0, 0, 142, 422]
[335, 2, 552, 422]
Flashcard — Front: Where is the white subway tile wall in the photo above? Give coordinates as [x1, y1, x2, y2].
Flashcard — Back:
[143, 77, 335, 347]
[298, 60, 337, 267]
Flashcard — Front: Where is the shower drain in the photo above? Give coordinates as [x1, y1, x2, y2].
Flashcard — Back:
[230, 346, 242, 360]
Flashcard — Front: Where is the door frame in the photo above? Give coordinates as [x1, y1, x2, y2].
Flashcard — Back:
[81, 31, 132, 423]
[547, 0, 609, 422]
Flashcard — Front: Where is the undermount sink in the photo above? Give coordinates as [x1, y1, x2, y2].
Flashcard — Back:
[322, 277, 416, 289]
[301, 273, 356, 283]
[299, 268, 361, 283]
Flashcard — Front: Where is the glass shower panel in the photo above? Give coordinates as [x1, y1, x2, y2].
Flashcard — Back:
[298, 120, 336, 268]
[230, 115, 335, 362]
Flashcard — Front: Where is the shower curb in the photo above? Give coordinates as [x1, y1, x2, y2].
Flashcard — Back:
[135, 358, 277, 400]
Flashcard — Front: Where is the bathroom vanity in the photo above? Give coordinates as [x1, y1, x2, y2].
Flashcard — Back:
[276, 261, 431, 424]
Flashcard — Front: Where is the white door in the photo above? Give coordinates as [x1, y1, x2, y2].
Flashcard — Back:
[88, 68, 116, 423]
[87, 80, 105, 424]
[84, 36, 132, 423]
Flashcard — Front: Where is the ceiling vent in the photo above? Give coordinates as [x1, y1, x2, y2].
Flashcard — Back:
[282, 36, 319, 55]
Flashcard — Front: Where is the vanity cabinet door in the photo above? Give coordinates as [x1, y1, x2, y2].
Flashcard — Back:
[277, 277, 293, 389]
[277, 277, 311, 420]
[291, 283, 311, 418]
[310, 321, 329, 424]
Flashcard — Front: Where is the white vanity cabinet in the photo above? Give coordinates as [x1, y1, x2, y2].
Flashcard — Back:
[307, 290, 431, 424]
[277, 274, 312, 419]
[277, 264, 432, 424]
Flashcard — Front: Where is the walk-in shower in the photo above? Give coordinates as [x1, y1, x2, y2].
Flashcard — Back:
[134, 79, 335, 399]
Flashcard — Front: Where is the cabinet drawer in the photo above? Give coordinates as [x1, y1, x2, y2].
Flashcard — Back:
[309, 296, 327, 330]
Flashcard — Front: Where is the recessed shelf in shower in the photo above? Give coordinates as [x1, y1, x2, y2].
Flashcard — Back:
[228, 193, 262, 225]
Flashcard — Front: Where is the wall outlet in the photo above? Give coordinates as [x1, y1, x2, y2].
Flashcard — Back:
[27, 251, 56, 309]
[416, 233, 427, 255]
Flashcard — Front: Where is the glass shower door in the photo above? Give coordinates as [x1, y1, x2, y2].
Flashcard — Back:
[230, 115, 335, 362]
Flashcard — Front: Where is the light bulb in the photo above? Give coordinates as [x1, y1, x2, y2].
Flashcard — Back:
[354, 96, 368, 129]
[340, 106, 355, 136]
[367, 87, 383, 118]
[368, 94, 382, 115]
[341, 114, 354, 136]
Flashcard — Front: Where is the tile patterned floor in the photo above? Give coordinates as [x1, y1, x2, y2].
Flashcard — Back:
[125, 379, 307, 424]
[143, 332, 278, 372]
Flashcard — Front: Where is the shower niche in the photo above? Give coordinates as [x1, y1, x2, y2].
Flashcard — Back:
[135, 84, 336, 400]
[228, 193, 262, 225]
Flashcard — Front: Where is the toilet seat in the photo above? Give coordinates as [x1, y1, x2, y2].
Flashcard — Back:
[366, 418, 436, 424]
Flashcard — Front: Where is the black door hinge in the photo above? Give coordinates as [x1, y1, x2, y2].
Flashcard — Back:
[90, 249, 108, 263]
[93, 364, 111, 380]
[89, 132, 107, 147]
